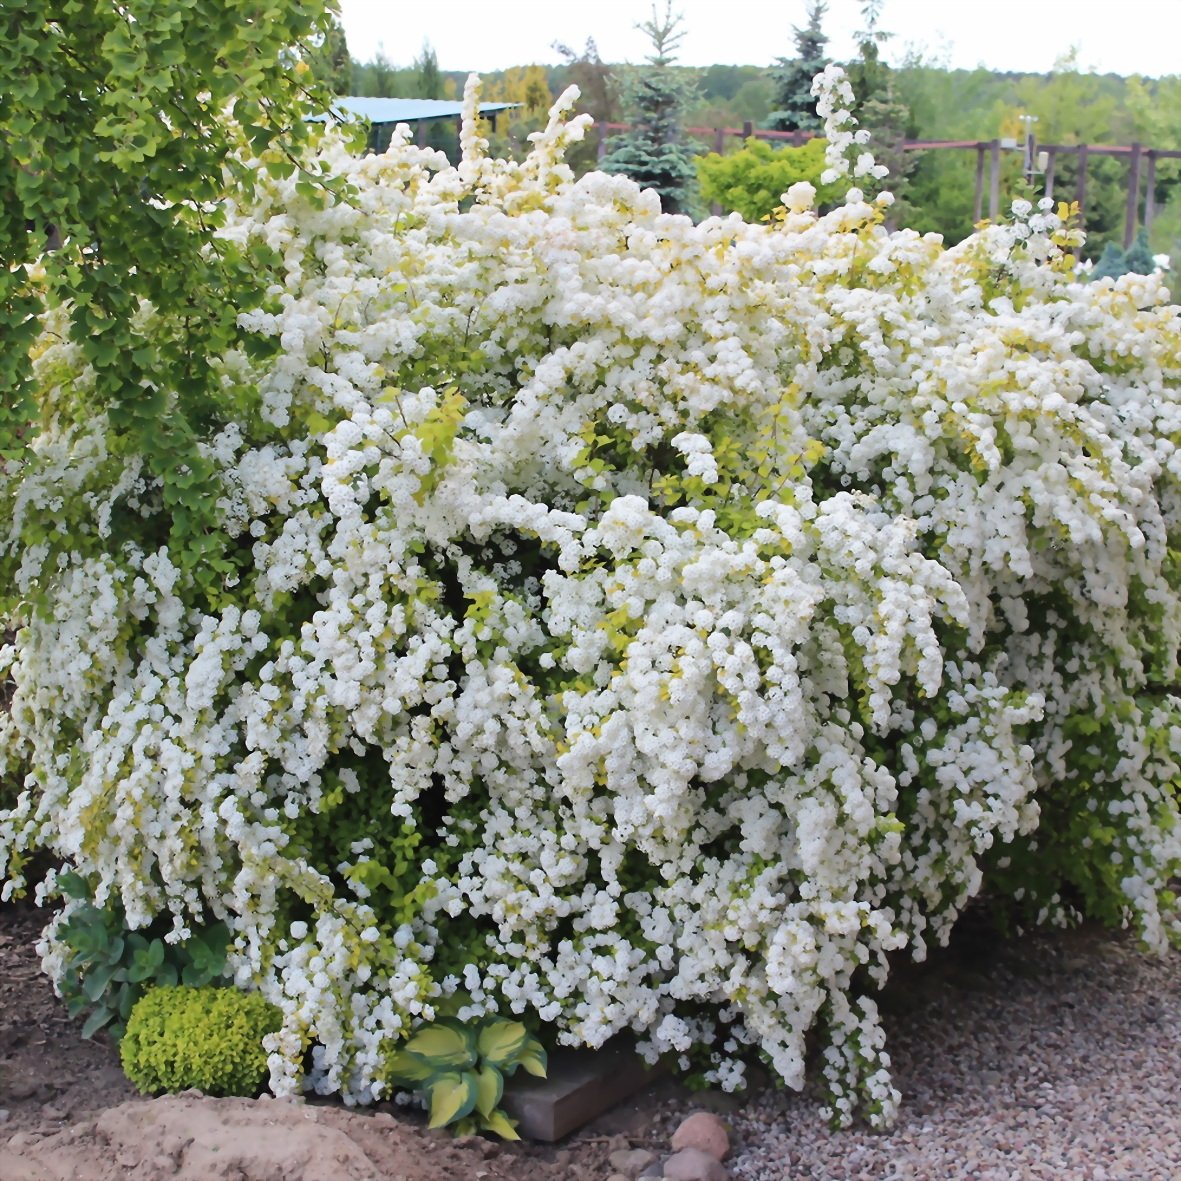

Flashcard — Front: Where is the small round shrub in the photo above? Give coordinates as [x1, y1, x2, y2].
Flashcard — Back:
[119, 985, 280, 1097]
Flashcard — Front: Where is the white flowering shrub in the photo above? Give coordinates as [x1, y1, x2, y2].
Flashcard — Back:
[2, 70, 1180, 1126]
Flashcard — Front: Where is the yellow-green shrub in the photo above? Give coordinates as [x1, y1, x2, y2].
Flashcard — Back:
[119, 985, 280, 1097]
[695, 135, 842, 221]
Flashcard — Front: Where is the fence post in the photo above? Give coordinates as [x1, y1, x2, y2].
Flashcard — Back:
[989, 139, 1001, 221]
[1044, 148, 1057, 201]
[1075, 143, 1088, 227]
[1124, 142, 1143, 248]
[973, 144, 985, 223]
[597, 122, 607, 162]
[742, 121, 753, 143]
[1145, 150, 1157, 234]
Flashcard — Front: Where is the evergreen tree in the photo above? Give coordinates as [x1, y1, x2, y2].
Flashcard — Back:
[414, 41, 443, 100]
[847, 0, 891, 111]
[856, 81, 918, 222]
[846, 4, 919, 217]
[600, 4, 699, 215]
[1124, 226, 1156, 274]
[765, 1, 829, 133]
[1092, 240, 1127, 279]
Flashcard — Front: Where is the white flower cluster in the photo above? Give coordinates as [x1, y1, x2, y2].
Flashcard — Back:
[1, 74, 1179, 1126]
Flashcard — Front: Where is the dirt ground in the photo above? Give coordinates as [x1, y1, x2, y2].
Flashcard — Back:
[0, 901, 694, 1181]
[3, 895, 1178, 1181]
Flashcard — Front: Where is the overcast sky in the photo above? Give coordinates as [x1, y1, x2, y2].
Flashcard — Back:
[337, 0, 1179, 78]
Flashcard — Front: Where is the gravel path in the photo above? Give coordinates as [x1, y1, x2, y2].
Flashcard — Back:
[725, 925, 1181, 1181]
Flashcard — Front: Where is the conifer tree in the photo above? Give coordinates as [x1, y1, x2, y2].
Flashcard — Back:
[1123, 226, 1156, 274]
[600, 4, 699, 215]
[765, 1, 829, 133]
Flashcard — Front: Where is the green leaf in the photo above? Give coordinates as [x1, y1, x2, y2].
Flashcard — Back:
[475, 1018, 529, 1068]
[57, 871, 91, 900]
[81, 1006, 115, 1040]
[511, 1044, 548, 1079]
[82, 962, 118, 1002]
[403, 1022, 478, 1069]
[474, 1063, 504, 1118]
[426, 1070, 478, 1129]
[384, 1049, 436, 1085]
[154, 961, 179, 988]
[479, 1109, 521, 1141]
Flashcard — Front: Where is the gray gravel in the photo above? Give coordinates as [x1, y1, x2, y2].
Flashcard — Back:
[725, 925, 1181, 1181]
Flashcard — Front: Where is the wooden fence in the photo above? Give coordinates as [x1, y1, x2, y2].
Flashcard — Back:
[594, 121, 1181, 246]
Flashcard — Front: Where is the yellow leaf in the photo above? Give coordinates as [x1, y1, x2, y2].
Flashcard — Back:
[404, 1023, 477, 1068]
[479, 1109, 521, 1140]
[384, 1048, 434, 1084]
[426, 1070, 478, 1128]
[474, 1063, 504, 1118]
[476, 1018, 528, 1067]
[513, 1044, 547, 1078]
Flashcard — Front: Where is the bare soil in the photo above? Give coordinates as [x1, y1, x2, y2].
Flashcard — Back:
[0, 901, 686, 1181]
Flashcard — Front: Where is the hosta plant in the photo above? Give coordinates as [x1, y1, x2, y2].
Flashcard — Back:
[1, 65, 1179, 1129]
[383, 1016, 546, 1138]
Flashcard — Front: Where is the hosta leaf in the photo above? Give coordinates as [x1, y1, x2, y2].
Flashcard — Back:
[426, 1070, 478, 1129]
[475, 1018, 528, 1068]
[512, 1044, 548, 1078]
[479, 1109, 521, 1141]
[474, 1063, 504, 1118]
[384, 1049, 435, 1084]
[404, 1022, 477, 1069]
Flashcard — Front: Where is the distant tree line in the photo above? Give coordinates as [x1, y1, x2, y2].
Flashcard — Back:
[323, 3, 1181, 260]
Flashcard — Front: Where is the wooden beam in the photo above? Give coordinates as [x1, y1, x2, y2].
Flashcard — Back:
[1075, 143, 1089, 226]
[1044, 148, 1057, 200]
[1124, 141, 1143, 248]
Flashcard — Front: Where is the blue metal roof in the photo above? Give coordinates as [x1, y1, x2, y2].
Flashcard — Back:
[329, 97, 518, 125]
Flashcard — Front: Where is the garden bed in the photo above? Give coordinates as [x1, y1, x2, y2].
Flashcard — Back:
[3, 899, 1179, 1181]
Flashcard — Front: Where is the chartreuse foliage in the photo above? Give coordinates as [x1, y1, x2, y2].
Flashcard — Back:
[120, 984, 281, 1096]
[383, 1016, 546, 1139]
[1, 67, 1179, 1131]
[696, 136, 842, 222]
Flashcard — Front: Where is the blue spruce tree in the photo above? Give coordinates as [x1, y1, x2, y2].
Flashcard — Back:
[600, 4, 699, 215]
[765, 1, 830, 133]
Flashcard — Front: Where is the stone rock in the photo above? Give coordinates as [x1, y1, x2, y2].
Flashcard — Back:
[670, 1112, 730, 1161]
[662, 1147, 729, 1181]
[39, 1104, 67, 1121]
[609, 1147, 658, 1178]
[606, 1174, 632, 1181]
[638, 1161, 664, 1180]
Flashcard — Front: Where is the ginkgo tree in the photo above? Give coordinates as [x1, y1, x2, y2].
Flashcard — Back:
[0, 0, 344, 587]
